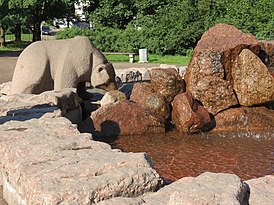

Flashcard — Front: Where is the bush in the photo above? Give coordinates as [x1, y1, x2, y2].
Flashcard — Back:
[55, 27, 93, 39]
[55, 25, 197, 55]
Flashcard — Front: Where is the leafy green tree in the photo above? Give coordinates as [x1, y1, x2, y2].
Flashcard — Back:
[90, 0, 136, 29]
[221, 0, 274, 39]
[0, 0, 76, 41]
[49, 0, 274, 55]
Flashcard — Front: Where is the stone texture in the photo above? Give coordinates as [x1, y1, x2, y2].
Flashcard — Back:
[232, 49, 274, 106]
[115, 68, 150, 83]
[0, 117, 163, 204]
[114, 66, 187, 83]
[259, 40, 274, 68]
[0, 89, 82, 124]
[185, 23, 260, 114]
[130, 83, 155, 105]
[245, 175, 274, 205]
[10, 36, 117, 94]
[150, 68, 185, 103]
[171, 92, 213, 133]
[145, 172, 249, 205]
[0, 81, 10, 95]
[100, 90, 127, 107]
[98, 172, 249, 205]
[91, 101, 166, 137]
[0, 187, 7, 205]
[130, 83, 170, 119]
[214, 106, 274, 132]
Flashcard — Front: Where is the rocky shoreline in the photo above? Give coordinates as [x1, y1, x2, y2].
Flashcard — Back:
[0, 88, 273, 204]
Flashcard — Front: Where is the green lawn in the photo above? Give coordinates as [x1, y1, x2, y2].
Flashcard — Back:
[105, 54, 190, 65]
[5, 34, 33, 42]
[1, 40, 191, 65]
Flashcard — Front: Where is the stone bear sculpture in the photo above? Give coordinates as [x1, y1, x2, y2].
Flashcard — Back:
[10, 36, 116, 96]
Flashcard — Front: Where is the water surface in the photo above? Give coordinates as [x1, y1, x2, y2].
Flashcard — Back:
[101, 130, 274, 181]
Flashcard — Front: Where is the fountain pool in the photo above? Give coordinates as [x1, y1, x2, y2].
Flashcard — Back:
[99, 130, 274, 181]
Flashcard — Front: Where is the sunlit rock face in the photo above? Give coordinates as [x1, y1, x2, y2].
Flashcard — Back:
[185, 23, 260, 115]
[130, 82, 170, 119]
[245, 175, 274, 205]
[232, 49, 274, 106]
[150, 68, 185, 103]
[91, 100, 166, 137]
[100, 90, 127, 107]
[214, 106, 274, 132]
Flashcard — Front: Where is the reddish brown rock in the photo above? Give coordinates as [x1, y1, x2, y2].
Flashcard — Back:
[130, 83, 170, 119]
[150, 68, 185, 103]
[171, 92, 212, 133]
[185, 24, 260, 115]
[130, 82, 155, 106]
[259, 40, 274, 68]
[232, 49, 274, 106]
[91, 101, 165, 137]
[214, 106, 274, 132]
[145, 93, 170, 119]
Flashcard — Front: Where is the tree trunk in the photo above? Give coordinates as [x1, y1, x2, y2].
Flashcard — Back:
[0, 27, 5, 47]
[32, 22, 41, 42]
[14, 24, 22, 42]
[67, 15, 70, 28]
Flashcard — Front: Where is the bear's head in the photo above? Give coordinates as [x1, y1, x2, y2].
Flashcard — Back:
[91, 62, 117, 91]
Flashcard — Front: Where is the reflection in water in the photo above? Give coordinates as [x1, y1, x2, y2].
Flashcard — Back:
[100, 130, 274, 181]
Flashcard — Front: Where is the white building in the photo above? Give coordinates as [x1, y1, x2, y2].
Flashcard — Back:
[75, 1, 89, 21]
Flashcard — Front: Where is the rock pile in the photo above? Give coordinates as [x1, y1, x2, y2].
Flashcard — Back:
[184, 23, 271, 115]
[89, 25, 274, 135]
[0, 90, 273, 204]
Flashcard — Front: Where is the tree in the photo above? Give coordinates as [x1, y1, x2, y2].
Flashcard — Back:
[221, 0, 274, 39]
[0, 0, 8, 45]
[0, 0, 76, 41]
[89, 0, 136, 29]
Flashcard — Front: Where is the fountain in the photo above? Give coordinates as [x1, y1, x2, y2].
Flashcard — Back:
[0, 23, 273, 204]
[84, 23, 274, 182]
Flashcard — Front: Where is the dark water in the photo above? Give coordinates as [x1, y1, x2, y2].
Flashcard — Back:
[100, 130, 274, 181]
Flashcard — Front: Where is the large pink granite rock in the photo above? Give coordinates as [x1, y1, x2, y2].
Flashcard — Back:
[185, 24, 260, 115]
[91, 101, 166, 137]
[232, 49, 274, 106]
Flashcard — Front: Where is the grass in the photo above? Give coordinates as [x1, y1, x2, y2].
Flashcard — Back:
[0, 39, 191, 65]
[0, 41, 31, 56]
[106, 54, 190, 65]
[5, 34, 33, 42]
